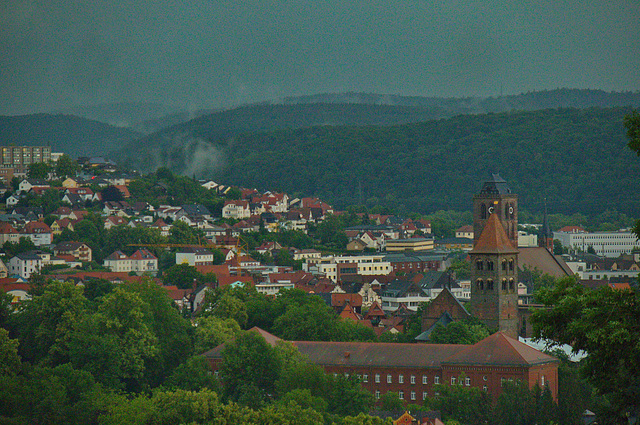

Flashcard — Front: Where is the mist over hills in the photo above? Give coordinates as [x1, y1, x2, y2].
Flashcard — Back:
[0, 114, 142, 157]
[116, 105, 639, 217]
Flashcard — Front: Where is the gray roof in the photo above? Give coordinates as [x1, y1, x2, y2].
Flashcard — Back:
[415, 311, 454, 341]
[478, 173, 512, 195]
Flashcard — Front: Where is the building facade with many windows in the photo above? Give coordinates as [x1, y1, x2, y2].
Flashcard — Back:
[1, 146, 52, 166]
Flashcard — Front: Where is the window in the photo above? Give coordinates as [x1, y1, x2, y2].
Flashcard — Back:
[387, 374, 392, 384]
[487, 279, 494, 290]
[422, 375, 428, 384]
[487, 261, 494, 271]
[375, 374, 380, 383]
[399, 374, 404, 384]
[502, 259, 507, 271]
[422, 392, 428, 400]
[363, 374, 368, 383]
[410, 391, 416, 401]
[477, 279, 484, 290]
[411, 375, 416, 384]
[502, 279, 507, 290]
[451, 377, 456, 385]
[476, 260, 484, 271]
[399, 391, 404, 400]
[509, 278, 515, 290]
[509, 259, 514, 271]
[434, 376, 440, 384]
[375, 390, 380, 399]
[465, 377, 471, 386]
[541, 375, 545, 386]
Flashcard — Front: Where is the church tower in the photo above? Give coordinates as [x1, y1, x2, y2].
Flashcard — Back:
[470, 213, 519, 338]
[473, 174, 518, 248]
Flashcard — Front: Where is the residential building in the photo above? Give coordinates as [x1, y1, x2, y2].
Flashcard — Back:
[54, 241, 92, 262]
[222, 200, 251, 219]
[103, 251, 132, 272]
[8, 252, 42, 279]
[304, 254, 392, 283]
[21, 221, 52, 246]
[176, 248, 214, 266]
[130, 248, 158, 273]
[381, 278, 430, 312]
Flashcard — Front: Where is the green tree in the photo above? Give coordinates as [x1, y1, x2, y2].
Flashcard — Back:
[428, 380, 492, 425]
[429, 317, 491, 345]
[55, 154, 79, 178]
[27, 161, 52, 179]
[10, 280, 88, 366]
[379, 391, 404, 411]
[162, 263, 203, 289]
[68, 287, 159, 390]
[0, 328, 21, 376]
[193, 316, 241, 354]
[168, 220, 204, 245]
[531, 277, 640, 422]
[163, 356, 220, 392]
[220, 330, 282, 408]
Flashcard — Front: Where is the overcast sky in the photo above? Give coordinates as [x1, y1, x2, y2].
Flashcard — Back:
[1, 0, 639, 115]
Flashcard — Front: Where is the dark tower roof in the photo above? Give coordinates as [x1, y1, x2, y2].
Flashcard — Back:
[479, 174, 512, 195]
[541, 205, 553, 238]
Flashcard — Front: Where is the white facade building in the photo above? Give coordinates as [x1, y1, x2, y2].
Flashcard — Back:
[554, 230, 640, 258]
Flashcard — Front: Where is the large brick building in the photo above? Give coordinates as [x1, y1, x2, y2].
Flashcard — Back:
[203, 327, 559, 403]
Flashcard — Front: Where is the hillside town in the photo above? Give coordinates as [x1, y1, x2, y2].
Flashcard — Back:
[1, 146, 639, 424]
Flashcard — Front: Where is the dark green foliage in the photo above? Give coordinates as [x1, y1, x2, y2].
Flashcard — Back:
[163, 356, 220, 392]
[0, 114, 141, 157]
[27, 162, 51, 179]
[220, 331, 282, 407]
[429, 317, 491, 345]
[2, 237, 37, 258]
[428, 380, 492, 425]
[162, 263, 210, 289]
[120, 106, 640, 217]
[55, 154, 80, 178]
[531, 277, 640, 422]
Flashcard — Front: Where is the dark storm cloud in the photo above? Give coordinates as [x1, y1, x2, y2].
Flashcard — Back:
[1, 0, 639, 114]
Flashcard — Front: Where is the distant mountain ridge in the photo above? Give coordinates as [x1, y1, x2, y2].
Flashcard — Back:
[116, 105, 640, 217]
[0, 114, 142, 157]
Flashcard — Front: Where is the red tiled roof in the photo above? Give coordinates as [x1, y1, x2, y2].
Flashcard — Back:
[195, 264, 230, 276]
[443, 332, 559, 367]
[470, 213, 518, 254]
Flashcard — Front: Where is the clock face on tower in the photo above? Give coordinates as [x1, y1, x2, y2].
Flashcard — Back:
[488, 206, 495, 215]
[509, 206, 514, 215]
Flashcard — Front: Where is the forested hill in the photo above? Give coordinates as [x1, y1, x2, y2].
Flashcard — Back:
[0, 114, 142, 157]
[112, 103, 451, 172]
[131, 106, 639, 217]
[277, 89, 640, 112]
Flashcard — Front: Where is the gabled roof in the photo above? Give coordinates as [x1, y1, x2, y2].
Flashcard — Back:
[443, 331, 559, 367]
[415, 311, 455, 341]
[518, 247, 572, 278]
[470, 213, 518, 254]
[130, 248, 157, 260]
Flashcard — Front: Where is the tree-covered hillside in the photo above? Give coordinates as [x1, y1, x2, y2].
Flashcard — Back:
[0, 114, 142, 157]
[212, 107, 638, 216]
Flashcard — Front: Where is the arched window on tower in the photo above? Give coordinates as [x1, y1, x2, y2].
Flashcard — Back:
[487, 279, 494, 290]
[505, 205, 510, 220]
[509, 278, 515, 291]
[502, 259, 507, 271]
[477, 279, 484, 290]
[476, 260, 484, 271]
[509, 259, 514, 271]
[502, 278, 507, 290]
[481, 203, 487, 219]
[487, 261, 494, 271]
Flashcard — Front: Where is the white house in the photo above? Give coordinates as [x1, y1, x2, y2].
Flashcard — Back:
[103, 251, 132, 272]
[222, 200, 251, 219]
[176, 248, 214, 266]
[8, 252, 42, 279]
[130, 248, 158, 273]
